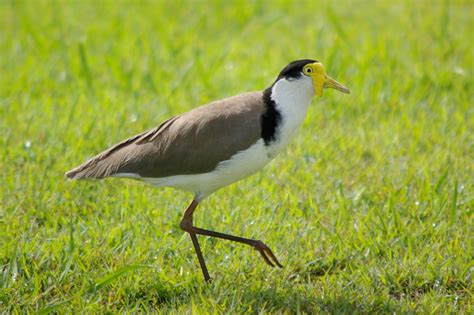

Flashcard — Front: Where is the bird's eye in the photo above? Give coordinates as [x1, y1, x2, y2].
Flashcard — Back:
[304, 67, 313, 75]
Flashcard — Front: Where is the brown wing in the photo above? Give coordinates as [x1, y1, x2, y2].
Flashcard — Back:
[65, 91, 265, 180]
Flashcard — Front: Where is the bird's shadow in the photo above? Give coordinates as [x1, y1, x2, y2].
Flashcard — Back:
[119, 267, 399, 314]
[116, 253, 397, 313]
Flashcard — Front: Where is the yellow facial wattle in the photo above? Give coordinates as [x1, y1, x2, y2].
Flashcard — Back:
[304, 62, 350, 97]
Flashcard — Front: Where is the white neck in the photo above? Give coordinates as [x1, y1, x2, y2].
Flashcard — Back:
[270, 77, 314, 149]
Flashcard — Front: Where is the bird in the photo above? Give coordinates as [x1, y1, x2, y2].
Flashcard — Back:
[65, 59, 349, 281]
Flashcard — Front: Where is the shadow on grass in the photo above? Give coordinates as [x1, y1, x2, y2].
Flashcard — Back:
[109, 273, 402, 314]
[102, 258, 398, 313]
[121, 282, 398, 313]
[122, 281, 186, 309]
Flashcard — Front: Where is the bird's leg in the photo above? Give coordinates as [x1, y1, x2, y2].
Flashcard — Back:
[179, 199, 283, 275]
[187, 224, 283, 268]
[179, 199, 211, 282]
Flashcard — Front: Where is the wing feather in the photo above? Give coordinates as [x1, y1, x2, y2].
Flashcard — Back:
[65, 92, 265, 180]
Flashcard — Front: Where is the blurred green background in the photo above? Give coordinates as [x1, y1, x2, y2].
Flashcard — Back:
[1, 0, 472, 313]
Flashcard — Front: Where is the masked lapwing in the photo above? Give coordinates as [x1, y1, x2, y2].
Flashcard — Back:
[66, 59, 349, 281]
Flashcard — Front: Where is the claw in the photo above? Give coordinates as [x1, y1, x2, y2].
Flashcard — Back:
[253, 240, 283, 268]
[257, 249, 275, 267]
[264, 247, 284, 268]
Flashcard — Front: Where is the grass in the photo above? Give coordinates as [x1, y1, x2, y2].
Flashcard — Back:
[1, 0, 472, 313]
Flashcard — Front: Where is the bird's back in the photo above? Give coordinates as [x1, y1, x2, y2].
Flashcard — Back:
[65, 91, 266, 180]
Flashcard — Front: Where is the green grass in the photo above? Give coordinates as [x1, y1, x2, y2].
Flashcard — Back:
[1, 0, 473, 313]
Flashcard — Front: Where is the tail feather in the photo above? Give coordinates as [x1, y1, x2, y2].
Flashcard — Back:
[65, 116, 179, 180]
[65, 159, 112, 180]
[65, 133, 147, 180]
[65, 147, 132, 180]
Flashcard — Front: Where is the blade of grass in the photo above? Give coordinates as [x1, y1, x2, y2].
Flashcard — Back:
[88, 264, 154, 293]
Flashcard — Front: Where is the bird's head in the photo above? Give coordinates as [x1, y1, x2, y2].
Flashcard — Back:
[276, 59, 350, 97]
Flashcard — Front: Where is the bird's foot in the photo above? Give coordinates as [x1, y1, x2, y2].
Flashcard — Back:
[252, 240, 284, 268]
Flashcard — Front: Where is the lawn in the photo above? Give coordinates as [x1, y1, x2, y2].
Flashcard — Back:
[1, 0, 472, 313]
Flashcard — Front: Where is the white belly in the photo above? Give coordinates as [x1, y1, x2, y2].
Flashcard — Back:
[140, 139, 273, 198]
